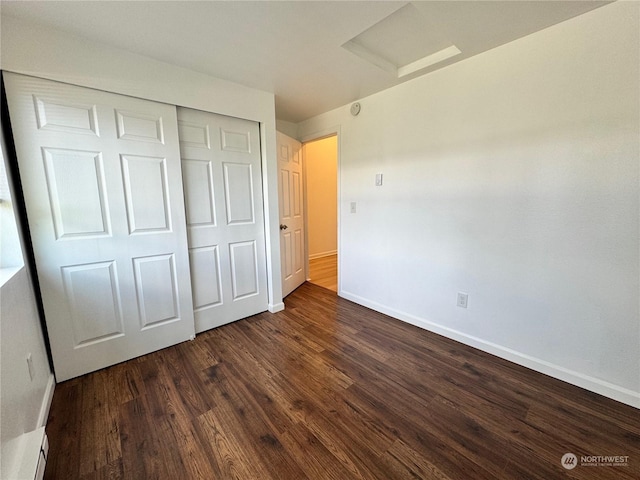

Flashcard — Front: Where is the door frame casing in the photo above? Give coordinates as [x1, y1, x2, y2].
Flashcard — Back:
[299, 126, 341, 295]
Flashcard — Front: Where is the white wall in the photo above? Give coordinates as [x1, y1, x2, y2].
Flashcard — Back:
[1, 132, 54, 477]
[304, 136, 338, 258]
[276, 120, 299, 140]
[298, 2, 640, 408]
[1, 269, 53, 478]
[0, 14, 284, 311]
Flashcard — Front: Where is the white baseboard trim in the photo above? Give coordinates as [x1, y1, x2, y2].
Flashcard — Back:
[268, 302, 285, 313]
[308, 250, 337, 260]
[339, 289, 640, 409]
[37, 373, 55, 428]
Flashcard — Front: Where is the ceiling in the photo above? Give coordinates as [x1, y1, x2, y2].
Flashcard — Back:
[0, 1, 610, 123]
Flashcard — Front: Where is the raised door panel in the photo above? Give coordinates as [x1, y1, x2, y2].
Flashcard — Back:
[189, 246, 223, 310]
[282, 231, 292, 280]
[294, 228, 304, 276]
[34, 96, 99, 135]
[178, 115, 222, 250]
[42, 148, 110, 239]
[5, 73, 195, 381]
[178, 121, 211, 149]
[221, 129, 251, 153]
[279, 143, 290, 163]
[291, 143, 305, 286]
[280, 169, 291, 220]
[224, 162, 254, 225]
[229, 241, 259, 300]
[115, 110, 164, 143]
[292, 171, 302, 218]
[121, 155, 171, 234]
[61, 261, 124, 346]
[182, 159, 216, 227]
[133, 254, 180, 329]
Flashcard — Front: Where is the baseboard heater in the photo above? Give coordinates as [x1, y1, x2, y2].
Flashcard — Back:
[5, 427, 48, 480]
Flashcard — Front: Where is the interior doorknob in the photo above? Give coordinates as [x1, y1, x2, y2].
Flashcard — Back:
[280, 224, 288, 230]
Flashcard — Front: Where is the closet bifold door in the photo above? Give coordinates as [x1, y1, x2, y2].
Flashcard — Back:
[177, 107, 268, 332]
[4, 73, 195, 381]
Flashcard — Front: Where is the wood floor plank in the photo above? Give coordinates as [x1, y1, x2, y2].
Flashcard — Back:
[160, 345, 215, 419]
[309, 254, 337, 292]
[175, 335, 220, 372]
[43, 380, 83, 480]
[45, 282, 640, 479]
[161, 415, 220, 480]
[342, 382, 498, 480]
[105, 362, 145, 406]
[79, 372, 121, 476]
[203, 361, 310, 480]
[234, 316, 355, 392]
[136, 356, 192, 423]
[194, 409, 269, 480]
[119, 395, 177, 480]
[278, 422, 355, 480]
[525, 406, 640, 477]
[79, 458, 124, 480]
[379, 439, 453, 480]
[301, 407, 399, 479]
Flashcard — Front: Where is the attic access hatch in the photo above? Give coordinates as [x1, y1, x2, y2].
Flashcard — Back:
[342, 3, 461, 78]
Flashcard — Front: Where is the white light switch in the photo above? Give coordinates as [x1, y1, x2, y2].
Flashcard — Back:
[350, 202, 357, 213]
[375, 173, 383, 186]
[27, 353, 35, 381]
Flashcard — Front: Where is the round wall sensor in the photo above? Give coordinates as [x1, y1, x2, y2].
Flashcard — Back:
[350, 102, 361, 116]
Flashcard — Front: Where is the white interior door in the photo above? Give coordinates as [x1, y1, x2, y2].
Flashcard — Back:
[4, 73, 195, 381]
[178, 107, 268, 332]
[277, 132, 305, 297]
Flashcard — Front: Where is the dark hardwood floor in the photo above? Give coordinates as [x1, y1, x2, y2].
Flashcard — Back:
[44, 283, 639, 479]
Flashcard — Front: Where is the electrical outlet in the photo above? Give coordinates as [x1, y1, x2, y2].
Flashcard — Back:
[27, 353, 35, 381]
[457, 292, 468, 309]
[350, 202, 357, 213]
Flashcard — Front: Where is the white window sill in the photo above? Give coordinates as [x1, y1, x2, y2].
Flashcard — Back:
[0, 265, 24, 288]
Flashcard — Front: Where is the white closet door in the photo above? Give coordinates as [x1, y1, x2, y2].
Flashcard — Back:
[178, 107, 268, 332]
[4, 73, 195, 381]
[277, 132, 305, 297]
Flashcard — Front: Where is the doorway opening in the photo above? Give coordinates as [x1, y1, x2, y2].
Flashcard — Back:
[303, 135, 338, 292]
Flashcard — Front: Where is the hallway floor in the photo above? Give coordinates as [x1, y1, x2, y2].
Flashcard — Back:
[308, 254, 337, 292]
